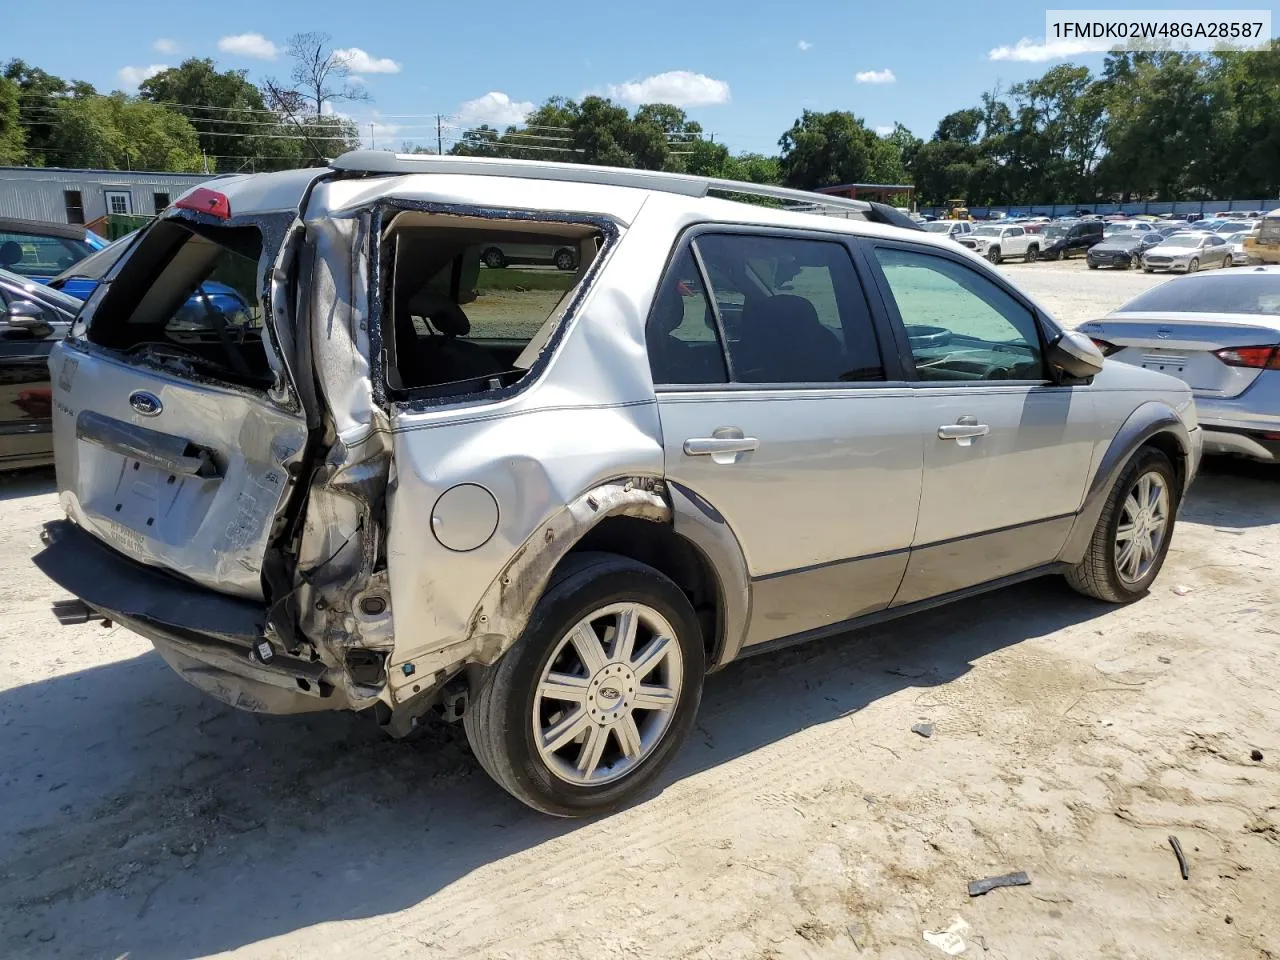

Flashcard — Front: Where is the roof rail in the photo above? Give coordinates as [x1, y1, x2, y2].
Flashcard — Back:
[329, 150, 872, 214]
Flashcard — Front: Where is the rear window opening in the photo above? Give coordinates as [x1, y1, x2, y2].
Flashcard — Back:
[86, 219, 273, 390]
[381, 211, 603, 399]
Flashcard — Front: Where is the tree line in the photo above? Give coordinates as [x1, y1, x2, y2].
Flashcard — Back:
[2, 42, 1277, 205]
[0, 33, 365, 173]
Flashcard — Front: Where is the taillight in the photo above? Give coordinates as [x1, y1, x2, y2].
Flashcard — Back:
[1090, 337, 1121, 357]
[175, 187, 231, 220]
[1214, 345, 1280, 369]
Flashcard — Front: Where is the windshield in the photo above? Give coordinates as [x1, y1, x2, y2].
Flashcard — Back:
[923, 222, 954, 233]
[1119, 273, 1280, 315]
[971, 226, 1002, 236]
[1161, 235, 1201, 248]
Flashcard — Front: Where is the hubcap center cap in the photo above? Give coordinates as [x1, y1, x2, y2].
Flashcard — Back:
[588, 663, 637, 723]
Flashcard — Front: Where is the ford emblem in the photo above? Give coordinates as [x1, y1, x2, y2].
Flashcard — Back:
[129, 390, 163, 417]
[1155, 327, 1172, 339]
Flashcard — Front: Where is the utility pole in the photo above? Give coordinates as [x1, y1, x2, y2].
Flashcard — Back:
[370, 122, 376, 149]
[437, 114, 443, 155]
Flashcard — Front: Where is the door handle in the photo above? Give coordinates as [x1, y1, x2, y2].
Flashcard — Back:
[683, 436, 760, 456]
[938, 416, 990, 446]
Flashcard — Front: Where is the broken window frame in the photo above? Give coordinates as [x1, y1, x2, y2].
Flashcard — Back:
[368, 200, 620, 411]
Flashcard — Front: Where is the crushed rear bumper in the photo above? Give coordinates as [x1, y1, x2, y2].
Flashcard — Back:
[33, 519, 340, 714]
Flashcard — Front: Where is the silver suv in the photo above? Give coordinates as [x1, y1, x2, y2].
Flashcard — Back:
[35, 154, 1202, 816]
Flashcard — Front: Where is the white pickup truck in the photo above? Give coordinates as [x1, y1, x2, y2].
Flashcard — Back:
[956, 224, 1040, 264]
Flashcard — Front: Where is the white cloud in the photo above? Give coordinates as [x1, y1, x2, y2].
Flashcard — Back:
[607, 70, 731, 106]
[117, 64, 169, 87]
[855, 68, 896, 84]
[334, 47, 401, 74]
[217, 33, 278, 60]
[152, 38, 178, 54]
[988, 36, 1114, 61]
[797, 40, 813, 51]
[875, 125, 895, 136]
[458, 91, 535, 127]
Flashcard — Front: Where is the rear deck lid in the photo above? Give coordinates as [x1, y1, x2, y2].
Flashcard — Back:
[1080, 272, 1280, 398]
[51, 200, 313, 601]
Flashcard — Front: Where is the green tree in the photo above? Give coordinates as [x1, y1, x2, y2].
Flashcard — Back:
[44, 95, 202, 171]
[1209, 41, 1280, 198]
[140, 58, 303, 172]
[0, 75, 24, 164]
[777, 110, 897, 189]
[4, 59, 96, 166]
[1097, 51, 1218, 199]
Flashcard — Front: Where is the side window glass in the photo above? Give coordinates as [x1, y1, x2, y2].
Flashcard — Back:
[645, 246, 728, 385]
[695, 234, 885, 384]
[873, 246, 1046, 382]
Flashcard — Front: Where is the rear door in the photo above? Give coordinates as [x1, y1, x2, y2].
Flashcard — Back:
[50, 212, 309, 600]
[652, 228, 924, 647]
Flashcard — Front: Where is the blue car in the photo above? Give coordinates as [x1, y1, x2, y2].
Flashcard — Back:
[0, 217, 106, 284]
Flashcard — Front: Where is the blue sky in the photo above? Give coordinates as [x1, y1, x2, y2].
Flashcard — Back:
[3, 0, 1256, 155]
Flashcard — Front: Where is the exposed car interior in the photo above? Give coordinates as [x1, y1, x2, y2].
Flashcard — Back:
[86, 220, 270, 388]
[382, 212, 602, 397]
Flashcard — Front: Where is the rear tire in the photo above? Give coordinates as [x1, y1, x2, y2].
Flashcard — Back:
[464, 553, 705, 817]
[481, 247, 506, 269]
[1065, 448, 1179, 603]
[553, 248, 577, 271]
[1088, 262, 1099, 270]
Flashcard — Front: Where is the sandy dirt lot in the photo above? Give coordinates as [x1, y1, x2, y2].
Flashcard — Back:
[2, 262, 1278, 960]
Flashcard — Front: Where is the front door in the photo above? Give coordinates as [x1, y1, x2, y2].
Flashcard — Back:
[650, 229, 924, 647]
[862, 241, 1097, 604]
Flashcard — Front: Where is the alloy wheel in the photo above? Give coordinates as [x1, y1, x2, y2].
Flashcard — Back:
[1115, 471, 1171, 584]
[532, 602, 684, 786]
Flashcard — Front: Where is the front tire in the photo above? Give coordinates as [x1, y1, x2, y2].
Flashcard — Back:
[987, 246, 1002, 264]
[1129, 254, 1141, 270]
[554, 248, 577, 271]
[481, 247, 507, 269]
[464, 553, 705, 816]
[1065, 448, 1179, 603]
[1026, 245, 1039, 263]
[1187, 257, 1199, 273]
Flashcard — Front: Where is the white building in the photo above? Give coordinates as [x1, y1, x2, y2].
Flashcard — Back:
[0, 167, 213, 225]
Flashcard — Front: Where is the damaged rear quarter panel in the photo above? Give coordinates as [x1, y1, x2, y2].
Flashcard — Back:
[378, 209, 680, 692]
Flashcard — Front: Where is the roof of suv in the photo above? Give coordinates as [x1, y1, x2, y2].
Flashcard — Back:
[185, 153, 923, 234]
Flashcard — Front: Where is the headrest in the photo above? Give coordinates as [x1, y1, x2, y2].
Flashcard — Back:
[0, 241, 22, 267]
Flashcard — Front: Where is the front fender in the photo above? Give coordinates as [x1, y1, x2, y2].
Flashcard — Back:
[1059, 401, 1193, 564]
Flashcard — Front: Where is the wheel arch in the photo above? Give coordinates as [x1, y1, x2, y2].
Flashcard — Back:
[1059, 402, 1193, 565]
[565, 480, 750, 671]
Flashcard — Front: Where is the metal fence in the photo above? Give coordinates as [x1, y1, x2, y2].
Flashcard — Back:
[920, 199, 1280, 218]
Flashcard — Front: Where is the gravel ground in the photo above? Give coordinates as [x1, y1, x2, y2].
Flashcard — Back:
[997, 256, 1172, 326]
[2, 265, 1278, 960]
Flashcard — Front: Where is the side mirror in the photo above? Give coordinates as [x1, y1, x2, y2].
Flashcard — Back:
[5, 299, 49, 326]
[1048, 329, 1105, 381]
[2, 299, 54, 340]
